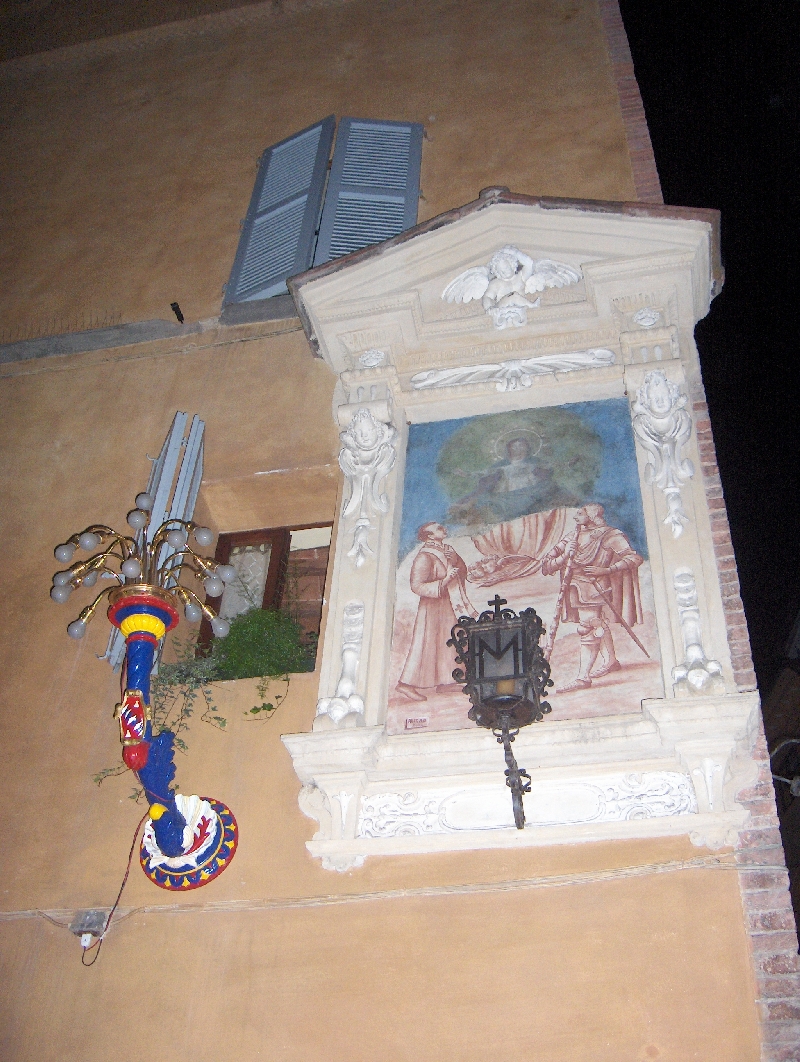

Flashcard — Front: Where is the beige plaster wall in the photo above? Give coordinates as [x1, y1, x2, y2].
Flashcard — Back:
[0, 3, 761, 1057]
[0, 0, 637, 339]
[0, 328, 763, 1059]
[1, 858, 760, 1062]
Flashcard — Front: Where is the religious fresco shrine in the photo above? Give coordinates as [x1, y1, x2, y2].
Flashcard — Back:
[282, 188, 758, 872]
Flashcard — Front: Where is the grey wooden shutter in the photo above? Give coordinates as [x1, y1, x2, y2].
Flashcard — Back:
[224, 116, 335, 304]
[100, 413, 205, 669]
[313, 118, 423, 266]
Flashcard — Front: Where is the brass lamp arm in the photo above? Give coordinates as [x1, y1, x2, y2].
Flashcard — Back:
[148, 519, 198, 555]
[174, 585, 217, 621]
[76, 584, 116, 624]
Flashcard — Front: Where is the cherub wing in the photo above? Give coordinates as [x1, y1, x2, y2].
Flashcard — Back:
[442, 266, 491, 304]
[525, 259, 582, 293]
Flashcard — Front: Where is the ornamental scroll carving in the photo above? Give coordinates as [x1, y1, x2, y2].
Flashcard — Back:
[338, 408, 397, 568]
[631, 370, 695, 537]
[315, 601, 366, 726]
[357, 772, 696, 838]
[410, 348, 614, 392]
[442, 245, 582, 329]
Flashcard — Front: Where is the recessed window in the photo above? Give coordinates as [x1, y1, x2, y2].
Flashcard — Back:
[201, 524, 332, 666]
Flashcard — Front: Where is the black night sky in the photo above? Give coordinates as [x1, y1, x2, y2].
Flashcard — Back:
[620, 1, 799, 693]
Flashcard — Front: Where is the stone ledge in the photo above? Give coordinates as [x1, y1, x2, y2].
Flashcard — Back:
[283, 693, 760, 871]
[0, 318, 201, 364]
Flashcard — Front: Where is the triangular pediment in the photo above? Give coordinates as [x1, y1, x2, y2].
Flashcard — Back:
[289, 189, 721, 380]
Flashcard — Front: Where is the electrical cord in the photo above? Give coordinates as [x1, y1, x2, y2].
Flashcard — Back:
[82, 811, 148, 967]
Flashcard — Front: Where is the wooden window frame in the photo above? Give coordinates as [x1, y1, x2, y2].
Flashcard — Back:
[199, 523, 332, 651]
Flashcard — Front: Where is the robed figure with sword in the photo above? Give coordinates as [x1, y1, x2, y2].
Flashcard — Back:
[542, 503, 647, 693]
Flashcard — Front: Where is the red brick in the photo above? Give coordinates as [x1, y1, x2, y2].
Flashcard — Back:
[727, 625, 752, 640]
[748, 818, 783, 834]
[749, 932, 800, 955]
[695, 417, 712, 432]
[738, 785, 781, 806]
[749, 911, 797, 933]
[731, 652, 755, 666]
[736, 848, 789, 867]
[761, 1019, 800, 1043]
[740, 828, 785, 847]
[741, 869, 792, 891]
[743, 888, 793, 913]
[759, 954, 800, 976]
[719, 569, 740, 585]
[742, 800, 781, 819]
[763, 1045, 800, 1062]
[766, 1002, 800, 1022]
[759, 974, 800, 999]
[717, 557, 738, 570]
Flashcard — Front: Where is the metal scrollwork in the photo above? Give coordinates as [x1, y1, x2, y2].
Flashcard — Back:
[448, 595, 553, 828]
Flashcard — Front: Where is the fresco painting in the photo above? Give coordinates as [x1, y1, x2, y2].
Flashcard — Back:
[387, 399, 663, 734]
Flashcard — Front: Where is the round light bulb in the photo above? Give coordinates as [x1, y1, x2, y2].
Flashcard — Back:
[216, 564, 236, 583]
[82, 570, 98, 587]
[211, 617, 230, 638]
[127, 509, 148, 530]
[166, 528, 188, 548]
[50, 584, 73, 603]
[78, 532, 100, 551]
[194, 527, 214, 547]
[53, 571, 72, 586]
[184, 602, 202, 623]
[135, 492, 153, 511]
[67, 619, 87, 639]
[204, 576, 224, 597]
[54, 543, 75, 563]
[121, 557, 142, 578]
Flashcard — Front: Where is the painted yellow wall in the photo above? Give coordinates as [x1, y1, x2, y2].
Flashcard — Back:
[0, 3, 763, 1059]
[0, 0, 636, 338]
[0, 325, 762, 1060]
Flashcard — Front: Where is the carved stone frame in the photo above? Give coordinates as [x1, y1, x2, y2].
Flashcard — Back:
[283, 194, 756, 872]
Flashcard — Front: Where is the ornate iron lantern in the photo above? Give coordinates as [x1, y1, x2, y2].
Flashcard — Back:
[449, 595, 553, 829]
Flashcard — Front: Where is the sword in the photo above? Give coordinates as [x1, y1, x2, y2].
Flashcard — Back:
[589, 576, 650, 658]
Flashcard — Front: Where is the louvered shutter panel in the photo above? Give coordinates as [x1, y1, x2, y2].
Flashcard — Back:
[223, 116, 335, 304]
[312, 118, 423, 266]
[100, 413, 205, 669]
[158, 415, 205, 590]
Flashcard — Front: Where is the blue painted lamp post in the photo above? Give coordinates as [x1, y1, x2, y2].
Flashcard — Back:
[50, 494, 238, 890]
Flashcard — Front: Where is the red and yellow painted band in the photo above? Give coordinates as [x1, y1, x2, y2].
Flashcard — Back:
[120, 613, 167, 640]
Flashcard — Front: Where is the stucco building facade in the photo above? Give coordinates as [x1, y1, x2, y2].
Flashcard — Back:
[1, 2, 798, 1060]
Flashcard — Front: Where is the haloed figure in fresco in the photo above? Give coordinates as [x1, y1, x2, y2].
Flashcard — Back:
[449, 434, 578, 528]
[542, 503, 644, 693]
[395, 522, 476, 702]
